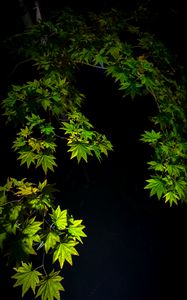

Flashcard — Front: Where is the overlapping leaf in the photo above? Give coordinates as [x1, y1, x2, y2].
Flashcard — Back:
[68, 219, 87, 243]
[50, 206, 68, 230]
[53, 240, 79, 268]
[45, 232, 60, 254]
[36, 270, 64, 300]
[12, 262, 41, 297]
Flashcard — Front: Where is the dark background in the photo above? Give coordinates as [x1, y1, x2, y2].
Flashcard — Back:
[0, 1, 187, 299]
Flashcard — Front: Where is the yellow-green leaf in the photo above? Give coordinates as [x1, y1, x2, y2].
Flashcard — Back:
[53, 240, 79, 268]
[12, 262, 41, 297]
[68, 219, 87, 243]
[50, 206, 67, 230]
[36, 270, 64, 300]
[35, 154, 57, 174]
[23, 217, 42, 236]
[45, 232, 60, 254]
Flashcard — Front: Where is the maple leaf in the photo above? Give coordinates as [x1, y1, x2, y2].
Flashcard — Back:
[15, 186, 39, 196]
[35, 154, 57, 174]
[12, 262, 41, 297]
[53, 240, 79, 268]
[40, 124, 55, 135]
[144, 177, 166, 199]
[45, 231, 60, 254]
[36, 270, 64, 300]
[18, 151, 36, 168]
[41, 99, 51, 111]
[23, 217, 42, 236]
[22, 234, 41, 255]
[164, 191, 179, 206]
[140, 130, 161, 144]
[50, 206, 67, 230]
[68, 142, 91, 163]
[9, 205, 22, 221]
[68, 219, 87, 243]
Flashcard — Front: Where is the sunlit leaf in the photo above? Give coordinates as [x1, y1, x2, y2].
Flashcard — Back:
[18, 151, 36, 168]
[50, 206, 68, 230]
[12, 262, 41, 297]
[53, 240, 79, 268]
[23, 217, 42, 236]
[45, 231, 60, 254]
[36, 270, 64, 300]
[140, 130, 161, 144]
[68, 219, 87, 243]
[164, 191, 179, 206]
[35, 154, 57, 174]
[145, 177, 166, 199]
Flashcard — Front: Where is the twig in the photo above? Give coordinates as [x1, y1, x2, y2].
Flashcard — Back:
[8, 58, 33, 79]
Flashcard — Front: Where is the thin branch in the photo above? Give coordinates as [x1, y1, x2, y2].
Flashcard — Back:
[75, 61, 107, 70]
[55, 134, 67, 140]
[147, 88, 161, 112]
[1, 198, 24, 206]
[8, 58, 33, 79]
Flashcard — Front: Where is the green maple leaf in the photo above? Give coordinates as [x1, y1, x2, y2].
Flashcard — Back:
[45, 232, 60, 254]
[18, 151, 36, 168]
[144, 177, 166, 199]
[50, 206, 67, 230]
[164, 191, 179, 206]
[175, 179, 187, 198]
[9, 205, 22, 221]
[22, 217, 42, 254]
[53, 240, 79, 268]
[41, 99, 51, 111]
[68, 142, 91, 163]
[92, 144, 102, 161]
[23, 217, 42, 236]
[36, 270, 64, 300]
[4, 222, 18, 234]
[15, 185, 39, 196]
[68, 219, 87, 243]
[35, 154, 57, 174]
[22, 234, 41, 255]
[61, 122, 75, 134]
[140, 130, 161, 144]
[40, 124, 55, 135]
[147, 161, 165, 172]
[12, 262, 41, 297]
[38, 179, 48, 191]
[19, 126, 31, 137]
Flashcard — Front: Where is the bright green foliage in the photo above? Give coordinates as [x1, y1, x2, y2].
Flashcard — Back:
[36, 270, 64, 300]
[12, 263, 64, 300]
[0, 177, 87, 299]
[68, 218, 87, 243]
[50, 206, 68, 230]
[53, 240, 79, 268]
[61, 111, 113, 162]
[44, 232, 60, 254]
[141, 129, 187, 205]
[144, 177, 166, 200]
[1, 5, 187, 300]
[12, 114, 58, 174]
[140, 130, 161, 144]
[12, 262, 42, 297]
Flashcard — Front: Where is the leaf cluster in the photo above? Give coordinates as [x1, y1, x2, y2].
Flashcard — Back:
[0, 178, 86, 299]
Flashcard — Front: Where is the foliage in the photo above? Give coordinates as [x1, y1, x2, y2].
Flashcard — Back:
[0, 177, 87, 299]
[1, 5, 187, 300]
